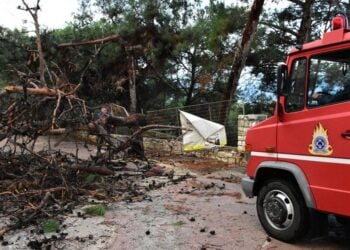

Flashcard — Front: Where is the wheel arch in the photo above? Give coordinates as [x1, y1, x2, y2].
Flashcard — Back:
[253, 161, 315, 208]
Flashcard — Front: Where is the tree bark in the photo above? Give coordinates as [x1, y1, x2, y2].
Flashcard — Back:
[185, 50, 197, 106]
[219, 0, 265, 124]
[61, 164, 114, 176]
[127, 49, 137, 113]
[297, 0, 315, 45]
[34, 12, 46, 86]
[4, 85, 58, 96]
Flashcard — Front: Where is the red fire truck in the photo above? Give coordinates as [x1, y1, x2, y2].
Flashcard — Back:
[242, 13, 350, 242]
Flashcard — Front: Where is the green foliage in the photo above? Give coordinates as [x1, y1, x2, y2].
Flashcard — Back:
[0, 80, 7, 90]
[226, 104, 240, 146]
[0, 26, 33, 83]
[206, 3, 246, 52]
[42, 219, 60, 233]
[83, 204, 106, 216]
[1, 0, 327, 115]
[0, 0, 249, 109]
[85, 174, 97, 182]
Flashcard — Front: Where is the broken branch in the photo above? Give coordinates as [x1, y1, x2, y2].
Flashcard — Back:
[57, 34, 123, 48]
[60, 163, 114, 176]
[5, 85, 58, 97]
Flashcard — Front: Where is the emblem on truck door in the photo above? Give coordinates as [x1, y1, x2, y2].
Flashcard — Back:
[309, 123, 333, 156]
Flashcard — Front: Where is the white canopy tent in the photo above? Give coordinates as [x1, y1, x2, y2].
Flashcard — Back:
[179, 110, 227, 151]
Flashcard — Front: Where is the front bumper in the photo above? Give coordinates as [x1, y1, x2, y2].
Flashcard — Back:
[241, 177, 254, 198]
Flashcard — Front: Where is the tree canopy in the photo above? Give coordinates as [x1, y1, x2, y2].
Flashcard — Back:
[1, 0, 350, 114]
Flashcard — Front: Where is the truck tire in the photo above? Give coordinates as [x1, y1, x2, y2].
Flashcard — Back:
[256, 180, 309, 242]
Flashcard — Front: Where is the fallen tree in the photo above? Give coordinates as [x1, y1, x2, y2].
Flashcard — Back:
[0, 1, 193, 240]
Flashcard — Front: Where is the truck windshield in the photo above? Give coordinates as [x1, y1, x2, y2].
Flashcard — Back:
[308, 50, 350, 107]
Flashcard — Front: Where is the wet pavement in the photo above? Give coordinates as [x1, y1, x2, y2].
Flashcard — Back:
[106, 164, 350, 250]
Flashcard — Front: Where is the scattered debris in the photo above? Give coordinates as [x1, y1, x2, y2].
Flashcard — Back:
[0, 79, 191, 245]
[0, 143, 192, 247]
[207, 174, 242, 184]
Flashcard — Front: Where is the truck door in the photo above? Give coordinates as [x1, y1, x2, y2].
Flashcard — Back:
[277, 51, 350, 216]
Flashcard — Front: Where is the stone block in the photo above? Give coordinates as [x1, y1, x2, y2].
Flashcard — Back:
[227, 158, 235, 164]
[238, 136, 245, 141]
[217, 151, 231, 158]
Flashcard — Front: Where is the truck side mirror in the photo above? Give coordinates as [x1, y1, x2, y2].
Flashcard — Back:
[276, 64, 288, 120]
[277, 64, 288, 96]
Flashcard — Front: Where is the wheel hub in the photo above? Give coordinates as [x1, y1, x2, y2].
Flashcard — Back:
[263, 190, 294, 230]
[265, 197, 288, 224]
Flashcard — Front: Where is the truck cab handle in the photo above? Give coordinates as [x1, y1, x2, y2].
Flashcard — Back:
[341, 132, 350, 139]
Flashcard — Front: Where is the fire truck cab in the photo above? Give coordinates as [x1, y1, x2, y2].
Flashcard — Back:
[242, 14, 350, 242]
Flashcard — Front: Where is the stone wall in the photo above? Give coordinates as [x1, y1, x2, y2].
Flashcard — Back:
[184, 147, 243, 165]
[237, 114, 267, 152]
[143, 137, 243, 165]
[143, 137, 183, 155]
[144, 114, 269, 163]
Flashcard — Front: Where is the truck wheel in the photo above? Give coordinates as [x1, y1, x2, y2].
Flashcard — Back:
[256, 180, 308, 242]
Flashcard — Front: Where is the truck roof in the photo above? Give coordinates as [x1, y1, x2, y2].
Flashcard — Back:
[289, 28, 350, 55]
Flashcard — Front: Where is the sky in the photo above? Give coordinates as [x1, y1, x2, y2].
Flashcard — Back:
[0, 0, 79, 30]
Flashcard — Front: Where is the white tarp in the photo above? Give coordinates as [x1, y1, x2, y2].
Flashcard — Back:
[179, 110, 227, 151]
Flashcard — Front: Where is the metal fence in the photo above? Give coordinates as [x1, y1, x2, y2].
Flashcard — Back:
[146, 100, 242, 146]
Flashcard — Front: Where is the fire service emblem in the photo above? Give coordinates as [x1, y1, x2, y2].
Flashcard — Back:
[309, 123, 333, 156]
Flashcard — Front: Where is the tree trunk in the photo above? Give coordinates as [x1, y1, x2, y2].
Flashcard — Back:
[127, 50, 137, 113]
[297, 0, 315, 44]
[34, 15, 46, 86]
[219, 0, 265, 124]
[21, 0, 47, 86]
[185, 51, 197, 106]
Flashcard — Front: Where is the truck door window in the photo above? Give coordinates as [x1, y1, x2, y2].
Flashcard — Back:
[285, 58, 306, 112]
[308, 50, 350, 107]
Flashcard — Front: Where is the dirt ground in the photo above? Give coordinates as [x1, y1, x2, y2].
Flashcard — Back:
[106, 158, 350, 250]
[1, 138, 350, 249]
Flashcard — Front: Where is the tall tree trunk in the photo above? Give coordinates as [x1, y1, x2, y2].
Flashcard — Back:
[185, 51, 197, 106]
[297, 0, 315, 44]
[127, 50, 137, 113]
[21, 0, 46, 86]
[219, 0, 265, 124]
[34, 15, 45, 86]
